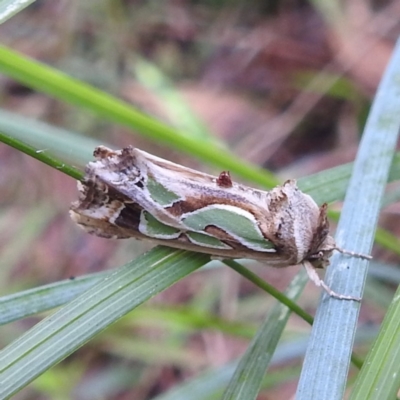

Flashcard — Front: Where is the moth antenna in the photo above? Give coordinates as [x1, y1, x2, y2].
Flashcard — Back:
[334, 247, 372, 260]
[303, 262, 361, 301]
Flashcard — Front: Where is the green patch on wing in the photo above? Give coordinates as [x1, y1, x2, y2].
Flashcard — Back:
[147, 177, 180, 205]
[187, 232, 231, 249]
[182, 206, 275, 252]
[141, 211, 181, 239]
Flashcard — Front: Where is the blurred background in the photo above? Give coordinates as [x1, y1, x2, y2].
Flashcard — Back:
[0, 1, 399, 399]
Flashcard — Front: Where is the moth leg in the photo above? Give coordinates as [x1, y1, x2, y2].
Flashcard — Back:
[302, 262, 361, 301]
[334, 247, 372, 260]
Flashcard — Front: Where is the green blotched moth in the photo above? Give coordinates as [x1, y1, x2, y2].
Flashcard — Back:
[70, 146, 371, 300]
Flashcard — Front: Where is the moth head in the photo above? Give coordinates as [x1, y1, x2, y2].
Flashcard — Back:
[306, 234, 336, 269]
[307, 250, 333, 269]
[306, 234, 372, 269]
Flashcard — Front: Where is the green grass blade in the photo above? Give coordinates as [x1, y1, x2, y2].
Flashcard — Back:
[349, 284, 400, 400]
[296, 38, 400, 400]
[224, 260, 313, 324]
[297, 152, 400, 205]
[0, 131, 82, 180]
[133, 57, 219, 143]
[152, 329, 379, 400]
[0, 109, 101, 167]
[0, 45, 276, 187]
[0, 272, 108, 325]
[0, 247, 209, 399]
[154, 362, 238, 400]
[152, 340, 307, 400]
[1, 107, 400, 190]
[0, 261, 314, 328]
[221, 270, 309, 400]
[0, 205, 57, 280]
[374, 227, 400, 257]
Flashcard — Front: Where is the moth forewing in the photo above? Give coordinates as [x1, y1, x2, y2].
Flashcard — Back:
[70, 145, 372, 301]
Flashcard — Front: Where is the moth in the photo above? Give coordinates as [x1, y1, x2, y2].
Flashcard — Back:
[70, 146, 371, 301]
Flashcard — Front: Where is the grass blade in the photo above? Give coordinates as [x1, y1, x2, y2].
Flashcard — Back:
[296, 38, 400, 400]
[0, 247, 209, 399]
[349, 284, 400, 400]
[0, 272, 108, 325]
[0, 45, 276, 187]
[221, 270, 308, 400]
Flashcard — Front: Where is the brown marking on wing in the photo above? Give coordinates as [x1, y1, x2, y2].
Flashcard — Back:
[113, 202, 143, 231]
[166, 194, 266, 219]
[70, 173, 141, 238]
[70, 213, 132, 239]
